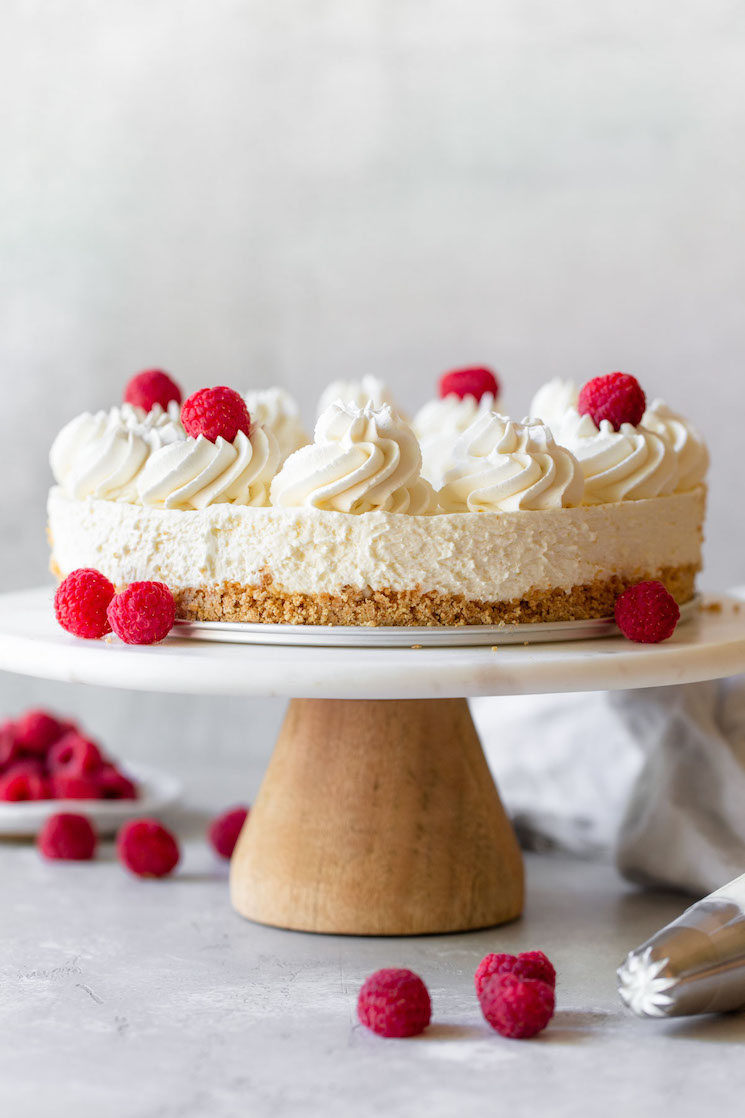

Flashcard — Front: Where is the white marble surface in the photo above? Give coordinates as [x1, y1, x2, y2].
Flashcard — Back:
[2, 760, 743, 1118]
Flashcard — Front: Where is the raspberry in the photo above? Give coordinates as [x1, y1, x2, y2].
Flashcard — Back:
[357, 969, 431, 1038]
[48, 731, 103, 776]
[117, 819, 180, 878]
[38, 813, 97, 860]
[14, 709, 69, 755]
[54, 568, 115, 639]
[97, 764, 138, 800]
[479, 972, 555, 1039]
[123, 369, 182, 413]
[512, 950, 556, 988]
[50, 773, 101, 800]
[474, 953, 518, 998]
[181, 386, 251, 443]
[107, 581, 176, 645]
[577, 372, 646, 431]
[0, 720, 21, 770]
[438, 366, 499, 403]
[615, 580, 680, 644]
[0, 764, 51, 801]
[208, 805, 249, 859]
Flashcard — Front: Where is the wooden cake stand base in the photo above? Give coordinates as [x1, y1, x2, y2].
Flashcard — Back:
[230, 697, 524, 936]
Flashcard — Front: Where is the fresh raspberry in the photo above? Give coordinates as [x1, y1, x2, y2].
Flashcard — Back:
[54, 568, 116, 639]
[48, 731, 103, 776]
[479, 972, 555, 1039]
[615, 580, 680, 644]
[107, 581, 176, 645]
[357, 968, 431, 1038]
[0, 720, 21, 770]
[14, 709, 69, 755]
[181, 386, 251, 443]
[123, 369, 182, 413]
[438, 366, 499, 403]
[577, 372, 646, 431]
[97, 764, 138, 800]
[50, 773, 101, 800]
[117, 819, 180, 878]
[512, 950, 557, 988]
[474, 953, 518, 998]
[38, 813, 97, 860]
[0, 764, 52, 801]
[208, 805, 249, 859]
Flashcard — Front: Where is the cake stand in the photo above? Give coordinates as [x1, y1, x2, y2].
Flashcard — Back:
[2, 586, 745, 937]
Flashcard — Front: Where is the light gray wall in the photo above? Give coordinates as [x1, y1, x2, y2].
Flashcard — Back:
[1, 2, 743, 771]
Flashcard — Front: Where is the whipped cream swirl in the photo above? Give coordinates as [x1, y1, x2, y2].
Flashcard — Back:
[413, 391, 502, 490]
[438, 413, 584, 512]
[50, 403, 184, 502]
[271, 402, 437, 514]
[316, 375, 399, 417]
[138, 425, 279, 510]
[243, 387, 309, 463]
[642, 399, 709, 492]
[528, 378, 579, 430]
[557, 409, 678, 503]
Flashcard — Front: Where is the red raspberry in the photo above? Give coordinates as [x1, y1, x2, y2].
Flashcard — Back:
[479, 972, 555, 1039]
[577, 372, 646, 431]
[615, 580, 680, 644]
[357, 968, 431, 1038]
[14, 709, 69, 755]
[54, 568, 116, 639]
[208, 805, 249, 859]
[48, 731, 103, 776]
[107, 581, 176, 645]
[123, 369, 182, 413]
[117, 819, 180, 878]
[474, 953, 518, 998]
[38, 813, 97, 860]
[50, 773, 101, 800]
[181, 386, 251, 443]
[97, 764, 138, 800]
[0, 720, 21, 770]
[438, 366, 500, 403]
[512, 950, 556, 988]
[0, 763, 52, 801]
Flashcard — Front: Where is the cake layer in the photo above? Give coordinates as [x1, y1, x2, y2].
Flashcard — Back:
[48, 486, 705, 624]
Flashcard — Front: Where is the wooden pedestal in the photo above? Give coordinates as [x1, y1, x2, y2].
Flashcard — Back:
[230, 697, 524, 936]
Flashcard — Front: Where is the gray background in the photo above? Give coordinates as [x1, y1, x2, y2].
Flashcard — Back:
[1, 1, 743, 776]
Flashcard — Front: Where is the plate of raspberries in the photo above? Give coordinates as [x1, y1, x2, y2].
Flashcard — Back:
[0, 707, 180, 836]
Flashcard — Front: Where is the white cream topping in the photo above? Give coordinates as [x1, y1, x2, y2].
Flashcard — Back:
[412, 392, 501, 489]
[49, 404, 185, 502]
[243, 387, 309, 463]
[642, 399, 709, 492]
[271, 402, 437, 515]
[316, 375, 399, 417]
[557, 409, 678, 504]
[138, 426, 280, 510]
[439, 413, 584, 512]
[529, 378, 579, 430]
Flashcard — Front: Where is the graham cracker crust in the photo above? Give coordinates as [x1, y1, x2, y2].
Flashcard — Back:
[174, 565, 697, 627]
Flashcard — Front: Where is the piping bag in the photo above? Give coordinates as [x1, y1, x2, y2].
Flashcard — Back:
[618, 870, 745, 1017]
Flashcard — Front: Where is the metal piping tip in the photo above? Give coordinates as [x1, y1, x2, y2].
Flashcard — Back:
[617, 947, 677, 1018]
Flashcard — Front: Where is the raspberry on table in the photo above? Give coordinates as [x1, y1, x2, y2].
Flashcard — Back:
[577, 372, 646, 431]
[479, 972, 555, 1039]
[0, 764, 51, 801]
[123, 369, 182, 413]
[117, 818, 180, 878]
[614, 580, 680, 644]
[107, 581, 176, 645]
[208, 805, 249, 859]
[48, 731, 103, 776]
[14, 709, 69, 755]
[474, 953, 518, 998]
[475, 950, 556, 997]
[181, 386, 251, 443]
[38, 813, 97, 860]
[438, 366, 499, 403]
[54, 568, 116, 639]
[357, 968, 431, 1038]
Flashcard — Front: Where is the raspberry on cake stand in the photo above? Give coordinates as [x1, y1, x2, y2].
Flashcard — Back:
[1, 587, 745, 935]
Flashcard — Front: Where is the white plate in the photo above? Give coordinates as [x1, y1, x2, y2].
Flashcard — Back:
[171, 597, 700, 649]
[0, 762, 182, 839]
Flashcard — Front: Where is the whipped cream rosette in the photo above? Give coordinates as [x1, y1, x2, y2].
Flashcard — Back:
[438, 413, 584, 513]
[556, 409, 678, 504]
[243, 387, 309, 463]
[316, 375, 401, 418]
[271, 402, 437, 514]
[413, 391, 502, 490]
[50, 403, 185, 502]
[641, 399, 709, 492]
[528, 378, 579, 430]
[138, 424, 280, 510]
